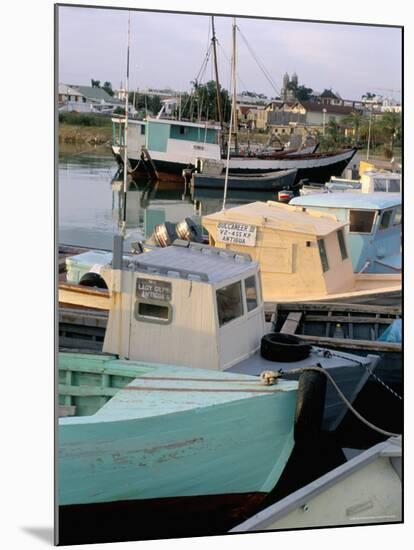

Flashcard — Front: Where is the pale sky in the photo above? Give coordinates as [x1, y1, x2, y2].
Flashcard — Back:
[57, 5, 402, 102]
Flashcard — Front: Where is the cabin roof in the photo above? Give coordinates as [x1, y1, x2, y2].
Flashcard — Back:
[204, 201, 347, 237]
[130, 242, 256, 284]
[363, 171, 401, 180]
[291, 192, 401, 210]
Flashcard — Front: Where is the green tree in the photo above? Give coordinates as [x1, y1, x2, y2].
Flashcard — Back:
[296, 85, 313, 101]
[342, 111, 367, 145]
[377, 111, 401, 156]
[102, 81, 114, 96]
[91, 79, 100, 88]
[318, 120, 349, 151]
[180, 80, 231, 123]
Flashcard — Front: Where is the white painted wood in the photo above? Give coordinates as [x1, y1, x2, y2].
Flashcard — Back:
[103, 246, 264, 371]
[203, 201, 401, 304]
[231, 437, 402, 532]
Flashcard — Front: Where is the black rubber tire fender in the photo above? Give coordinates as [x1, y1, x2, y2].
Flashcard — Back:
[294, 366, 327, 443]
[260, 332, 311, 363]
[78, 272, 108, 289]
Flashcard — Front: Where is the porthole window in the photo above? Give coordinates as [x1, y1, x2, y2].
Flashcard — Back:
[134, 300, 172, 324]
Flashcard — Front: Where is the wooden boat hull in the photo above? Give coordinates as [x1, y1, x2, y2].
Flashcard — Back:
[231, 437, 402, 532]
[227, 148, 358, 184]
[263, 281, 402, 314]
[114, 147, 356, 185]
[58, 354, 297, 544]
[59, 282, 110, 310]
[271, 301, 402, 386]
[192, 169, 298, 191]
[59, 491, 264, 544]
[229, 348, 379, 433]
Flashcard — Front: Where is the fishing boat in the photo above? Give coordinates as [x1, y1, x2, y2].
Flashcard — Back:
[271, 301, 402, 387]
[111, 115, 351, 185]
[58, 352, 298, 544]
[202, 201, 401, 308]
[59, 240, 380, 431]
[328, 170, 401, 194]
[191, 168, 298, 192]
[111, 116, 223, 181]
[230, 436, 402, 532]
[290, 193, 401, 274]
[226, 148, 358, 184]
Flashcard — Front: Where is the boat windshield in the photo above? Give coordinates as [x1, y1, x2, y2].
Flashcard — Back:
[349, 210, 376, 233]
[388, 179, 400, 192]
[216, 281, 244, 326]
[245, 275, 258, 312]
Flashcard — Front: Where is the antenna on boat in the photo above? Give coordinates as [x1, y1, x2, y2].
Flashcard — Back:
[121, 11, 131, 237]
[211, 17, 224, 139]
[222, 17, 237, 211]
[113, 11, 131, 273]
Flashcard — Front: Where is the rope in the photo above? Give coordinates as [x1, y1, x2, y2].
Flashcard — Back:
[236, 27, 282, 97]
[262, 365, 400, 438]
[325, 349, 402, 401]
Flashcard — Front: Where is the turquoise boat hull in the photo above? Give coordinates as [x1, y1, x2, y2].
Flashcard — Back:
[58, 353, 297, 543]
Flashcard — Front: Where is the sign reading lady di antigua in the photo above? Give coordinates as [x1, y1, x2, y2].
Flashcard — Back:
[216, 222, 257, 246]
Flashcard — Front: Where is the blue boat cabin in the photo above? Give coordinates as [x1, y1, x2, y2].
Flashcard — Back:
[290, 193, 401, 274]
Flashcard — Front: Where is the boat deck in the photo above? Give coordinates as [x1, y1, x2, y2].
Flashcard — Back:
[227, 346, 373, 377]
[59, 354, 297, 424]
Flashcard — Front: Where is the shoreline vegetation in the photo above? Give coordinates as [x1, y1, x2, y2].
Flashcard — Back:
[59, 113, 112, 145]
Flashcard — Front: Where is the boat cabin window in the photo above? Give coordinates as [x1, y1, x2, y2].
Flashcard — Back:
[337, 229, 348, 260]
[216, 281, 244, 326]
[393, 206, 402, 226]
[379, 209, 393, 231]
[244, 275, 258, 312]
[349, 210, 376, 233]
[388, 179, 400, 192]
[140, 125, 146, 135]
[373, 178, 387, 192]
[134, 300, 172, 324]
[317, 239, 329, 272]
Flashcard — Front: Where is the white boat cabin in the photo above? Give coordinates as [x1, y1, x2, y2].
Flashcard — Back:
[202, 201, 357, 302]
[111, 116, 222, 166]
[328, 171, 401, 194]
[103, 241, 265, 371]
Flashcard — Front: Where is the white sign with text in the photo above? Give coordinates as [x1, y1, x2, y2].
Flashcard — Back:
[216, 222, 257, 246]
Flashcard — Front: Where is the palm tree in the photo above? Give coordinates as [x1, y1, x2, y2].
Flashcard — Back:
[342, 111, 367, 145]
[377, 111, 401, 156]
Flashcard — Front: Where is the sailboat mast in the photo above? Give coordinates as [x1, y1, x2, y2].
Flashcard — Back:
[211, 17, 223, 131]
[222, 18, 238, 211]
[122, 11, 131, 233]
[232, 18, 239, 154]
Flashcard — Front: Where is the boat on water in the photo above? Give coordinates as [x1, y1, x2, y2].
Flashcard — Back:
[226, 148, 358, 183]
[59, 240, 380, 432]
[290, 193, 401, 274]
[271, 301, 402, 387]
[59, 353, 298, 544]
[191, 168, 298, 192]
[230, 436, 402, 532]
[202, 201, 401, 308]
[111, 116, 357, 184]
[328, 170, 401, 194]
